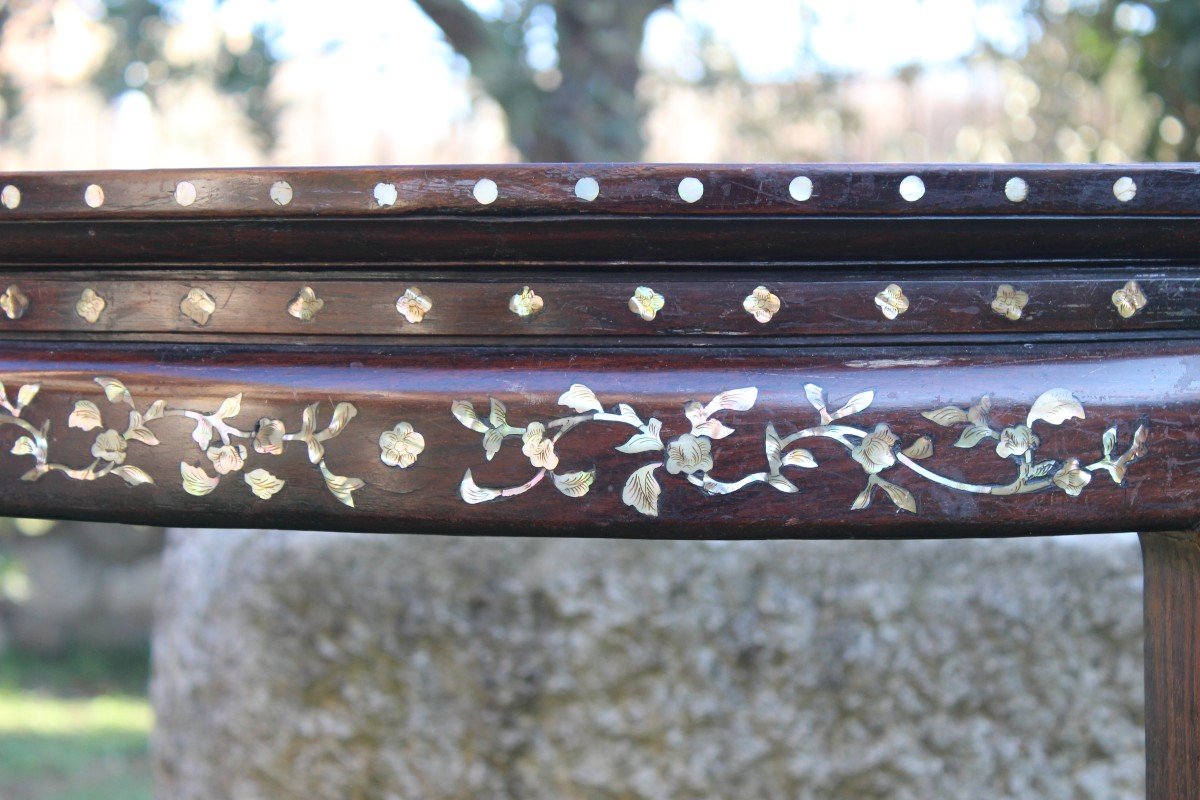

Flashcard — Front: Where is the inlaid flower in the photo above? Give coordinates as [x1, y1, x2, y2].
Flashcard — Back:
[379, 422, 425, 468]
[990, 284, 1029, 321]
[996, 424, 1040, 458]
[287, 286, 324, 321]
[628, 286, 665, 321]
[206, 443, 247, 475]
[76, 288, 106, 324]
[90, 429, 127, 465]
[665, 433, 713, 476]
[253, 417, 286, 455]
[1052, 458, 1092, 496]
[743, 286, 780, 323]
[180, 287, 217, 326]
[521, 422, 559, 470]
[509, 286, 544, 318]
[1112, 280, 1147, 319]
[874, 284, 909, 320]
[0, 285, 28, 320]
[396, 287, 432, 324]
[851, 423, 898, 474]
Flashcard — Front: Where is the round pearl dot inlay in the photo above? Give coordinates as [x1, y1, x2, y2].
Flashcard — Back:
[899, 175, 925, 202]
[473, 178, 498, 205]
[678, 177, 703, 203]
[574, 177, 599, 202]
[789, 176, 813, 202]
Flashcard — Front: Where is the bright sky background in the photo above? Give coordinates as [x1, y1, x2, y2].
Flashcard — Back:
[216, 0, 1028, 80]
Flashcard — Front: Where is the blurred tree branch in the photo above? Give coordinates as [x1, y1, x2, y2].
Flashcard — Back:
[412, 0, 669, 161]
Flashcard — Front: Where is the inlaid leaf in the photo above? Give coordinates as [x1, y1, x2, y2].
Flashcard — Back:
[300, 403, 319, 438]
[325, 402, 357, 437]
[95, 377, 131, 405]
[901, 436, 934, 460]
[1028, 460, 1057, 479]
[830, 390, 874, 420]
[191, 418, 214, 450]
[144, 399, 166, 421]
[483, 427, 506, 461]
[124, 411, 160, 446]
[614, 404, 642, 426]
[851, 484, 873, 510]
[616, 421, 664, 454]
[488, 397, 508, 428]
[921, 406, 969, 426]
[305, 436, 325, 465]
[244, 468, 285, 500]
[459, 469, 500, 504]
[768, 473, 799, 493]
[553, 469, 595, 498]
[1026, 388, 1085, 428]
[558, 384, 603, 413]
[621, 463, 661, 517]
[1101, 427, 1117, 458]
[180, 462, 219, 496]
[112, 465, 154, 487]
[877, 478, 917, 513]
[954, 425, 996, 449]
[215, 394, 242, 421]
[782, 448, 817, 468]
[319, 461, 364, 507]
[691, 419, 735, 439]
[764, 423, 783, 470]
[967, 396, 992, 426]
[16, 384, 38, 409]
[451, 400, 488, 433]
[69, 400, 103, 431]
[803, 384, 826, 413]
[702, 387, 758, 417]
[10, 436, 36, 457]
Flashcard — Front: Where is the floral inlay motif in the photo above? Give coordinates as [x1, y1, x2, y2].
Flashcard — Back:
[628, 287, 665, 321]
[0, 376, 363, 506]
[743, 286, 780, 323]
[1112, 280, 1147, 319]
[874, 284, 908, 320]
[396, 287, 432, 324]
[379, 422, 425, 468]
[0, 286, 28, 320]
[180, 288, 216, 326]
[287, 286, 324, 321]
[76, 289, 106, 324]
[990, 284, 1029, 321]
[453, 382, 1147, 518]
[509, 286, 544, 318]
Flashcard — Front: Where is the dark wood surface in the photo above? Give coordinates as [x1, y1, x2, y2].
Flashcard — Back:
[0, 162, 1194, 795]
[0, 267, 1188, 338]
[1141, 531, 1200, 800]
[0, 339, 1179, 537]
[0, 163, 1189, 537]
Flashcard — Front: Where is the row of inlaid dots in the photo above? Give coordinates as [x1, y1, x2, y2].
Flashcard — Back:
[0, 175, 1145, 210]
[0, 281, 1151, 325]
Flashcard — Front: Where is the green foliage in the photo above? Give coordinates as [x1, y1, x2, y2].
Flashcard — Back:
[0, 0, 277, 149]
[1025, 0, 1200, 159]
[0, 648, 151, 800]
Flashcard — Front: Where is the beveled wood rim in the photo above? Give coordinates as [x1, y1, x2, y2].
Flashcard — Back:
[0, 163, 1195, 220]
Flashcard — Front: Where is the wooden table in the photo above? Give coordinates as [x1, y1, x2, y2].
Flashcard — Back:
[0, 164, 1193, 796]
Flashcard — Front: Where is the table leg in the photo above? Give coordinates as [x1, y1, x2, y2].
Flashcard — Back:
[1141, 531, 1200, 799]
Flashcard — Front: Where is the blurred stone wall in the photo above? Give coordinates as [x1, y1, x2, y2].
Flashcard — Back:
[152, 530, 1144, 800]
[0, 521, 162, 654]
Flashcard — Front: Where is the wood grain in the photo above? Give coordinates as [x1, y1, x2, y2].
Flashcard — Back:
[1141, 530, 1200, 800]
[0, 339, 1187, 537]
[0, 268, 1183, 338]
